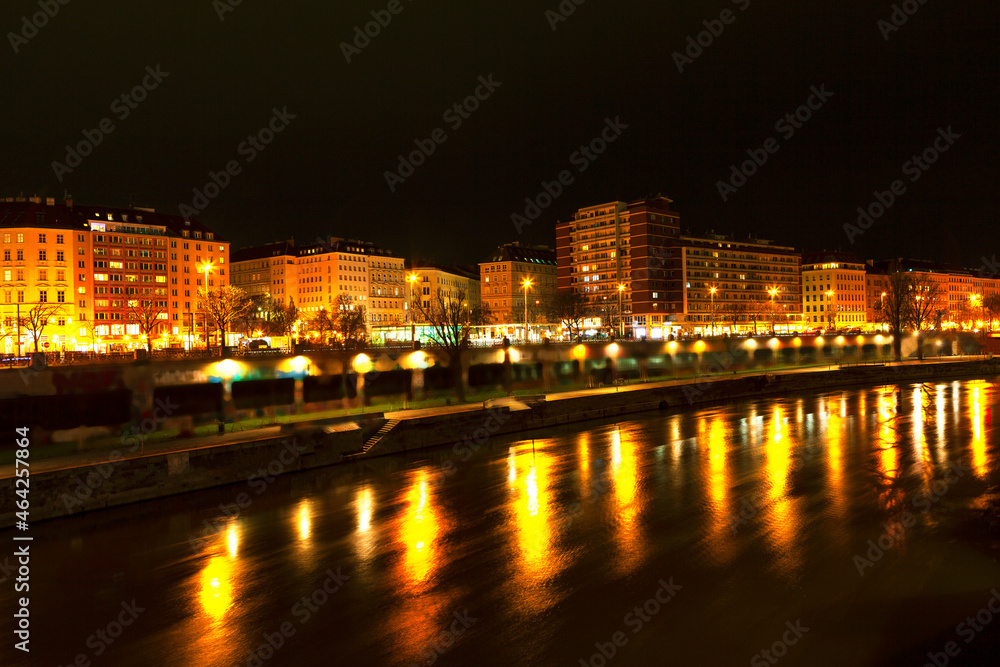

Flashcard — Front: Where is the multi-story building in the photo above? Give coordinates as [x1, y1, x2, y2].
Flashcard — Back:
[230, 236, 406, 330]
[801, 252, 867, 328]
[557, 196, 803, 337]
[557, 197, 682, 335]
[1, 196, 229, 353]
[865, 259, 1000, 329]
[480, 242, 557, 324]
[678, 233, 802, 335]
[411, 262, 481, 317]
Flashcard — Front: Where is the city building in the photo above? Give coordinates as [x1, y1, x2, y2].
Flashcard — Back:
[481, 242, 557, 325]
[865, 259, 1000, 329]
[230, 236, 407, 330]
[1, 196, 229, 354]
[557, 197, 681, 336]
[411, 262, 481, 316]
[557, 196, 802, 337]
[801, 252, 867, 328]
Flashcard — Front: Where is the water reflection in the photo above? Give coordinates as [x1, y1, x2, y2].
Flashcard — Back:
[762, 407, 801, 579]
[396, 471, 442, 594]
[969, 384, 988, 477]
[700, 416, 733, 564]
[505, 442, 572, 613]
[610, 426, 646, 573]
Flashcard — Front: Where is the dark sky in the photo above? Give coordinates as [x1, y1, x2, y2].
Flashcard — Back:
[4, 1, 998, 268]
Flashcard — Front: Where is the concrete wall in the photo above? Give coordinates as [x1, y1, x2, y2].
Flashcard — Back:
[0, 426, 361, 527]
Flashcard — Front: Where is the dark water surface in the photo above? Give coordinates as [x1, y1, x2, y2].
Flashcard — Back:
[4, 379, 1000, 666]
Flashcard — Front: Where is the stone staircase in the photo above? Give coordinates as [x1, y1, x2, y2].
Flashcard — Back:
[360, 419, 400, 454]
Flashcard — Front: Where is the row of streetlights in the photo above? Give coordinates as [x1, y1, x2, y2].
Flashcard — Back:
[708, 285, 788, 336]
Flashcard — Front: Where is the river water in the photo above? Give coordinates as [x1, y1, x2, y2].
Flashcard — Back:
[4, 379, 1000, 666]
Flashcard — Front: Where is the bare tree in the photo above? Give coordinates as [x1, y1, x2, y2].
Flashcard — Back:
[720, 302, 747, 333]
[983, 293, 1000, 333]
[310, 307, 334, 346]
[128, 295, 165, 354]
[18, 303, 63, 354]
[333, 294, 367, 350]
[880, 271, 910, 361]
[198, 285, 253, 349]
[747, 297, 769, 335]
[549, 291, 590, 340]
[905, 274, 945, 360]
[272, 297, 299, 338]
[411, 287, 490, 402]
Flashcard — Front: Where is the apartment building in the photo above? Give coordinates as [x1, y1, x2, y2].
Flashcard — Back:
[480, 243, 556, 324]
[1, 197, 229, 353]
[801, 252, 867, 328]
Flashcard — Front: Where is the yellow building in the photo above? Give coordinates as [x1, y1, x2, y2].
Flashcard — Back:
[479, 243, 556, 325]
[801, 252, 867, 329]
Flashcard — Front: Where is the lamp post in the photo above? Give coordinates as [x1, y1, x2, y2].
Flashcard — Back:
[201, 262, 213, 351]
[407, 272, 418, 348]
[617, 283, 626, 339]
[709, 286, 717, 336]
[826, 290, 835, 331]
[768, 287, 779, 334]
[522, 277, 532, 343]
[880, 292, 887, 332]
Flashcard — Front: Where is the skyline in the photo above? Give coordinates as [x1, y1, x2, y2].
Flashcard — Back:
[3, 1, 997, 268]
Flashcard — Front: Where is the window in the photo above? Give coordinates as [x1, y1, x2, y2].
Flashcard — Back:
[3, 250, 8, 261]
[39, 290, 47, 302]
[38, 233, 46, 243]
[38, 269, 47, 281]
[56, 234, 64, 244]
[38, 250, 47, 261]
[16, 250, 23, 261]
[16, 233, 24, 243]
[57, 291, 65, 303]
[56, 250, 64, 262]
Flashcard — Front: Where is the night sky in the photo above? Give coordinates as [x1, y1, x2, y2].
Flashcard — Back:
[3, 0, 997, 268]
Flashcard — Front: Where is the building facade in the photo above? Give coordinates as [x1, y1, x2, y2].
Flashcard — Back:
[1, 197, 229, 354]
[480, 242, 557, 324]
[801, 252, 867, 329]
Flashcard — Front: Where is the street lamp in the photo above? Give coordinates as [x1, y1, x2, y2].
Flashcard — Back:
[201, 262, 213, 351]
[522, 277, 533, 343]
[768, 287, 779, 334]
[407, 272, 418, 348]
[709, 286, 717, 336]
[617, 283, 626, 339]
[826, 290, 835, 331]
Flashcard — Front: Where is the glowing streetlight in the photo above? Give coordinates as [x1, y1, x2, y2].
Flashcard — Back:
[407, 272, 419, 348]
[522, 277, 533, 342]
[201, 262, 214, 351]
[826, 290, 835, 331]
[709, 285, 718, 336]
[617, 283, 626, 338]
[768, 286, 779, 334]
